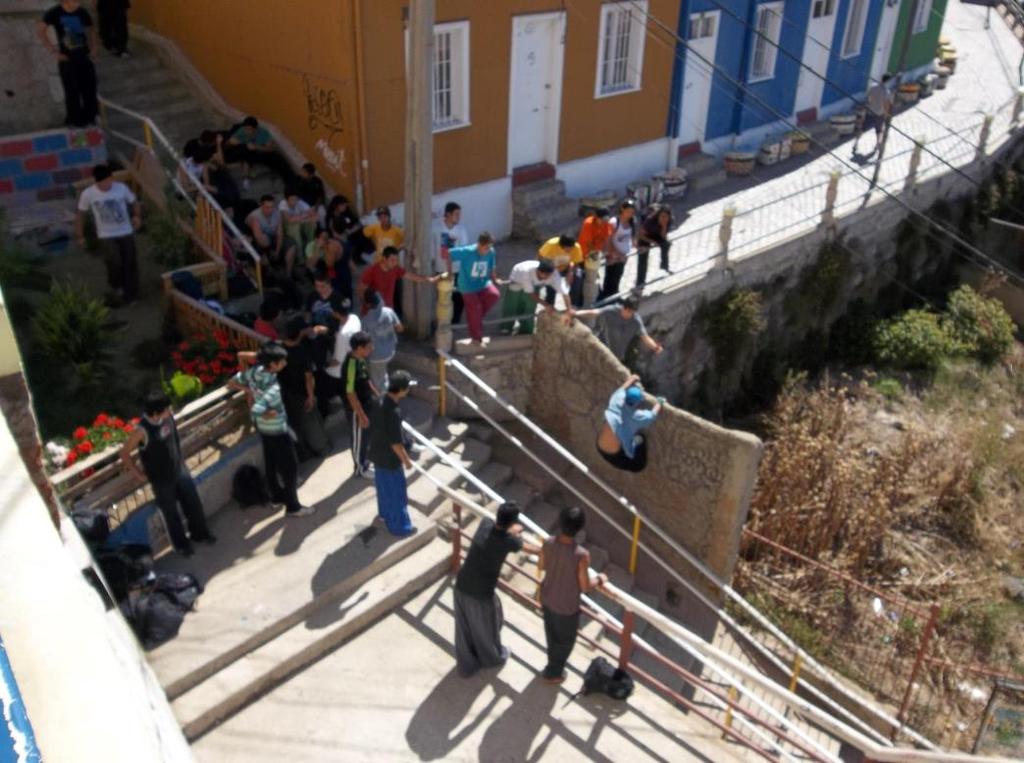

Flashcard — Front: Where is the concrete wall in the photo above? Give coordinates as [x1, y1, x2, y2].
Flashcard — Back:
[527, 313, 763, 589]
[0, 6, 64, 135]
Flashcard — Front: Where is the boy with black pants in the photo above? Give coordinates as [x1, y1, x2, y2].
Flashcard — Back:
[120, 390, 215, 557]
[342, 331, 378, 479]
[229, 342, 315, 518]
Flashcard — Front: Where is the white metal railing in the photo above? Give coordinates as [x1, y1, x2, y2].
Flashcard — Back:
[97, 96, 263, 281]
[401, 420, 1019, 763]
[437, 350, 937, 750]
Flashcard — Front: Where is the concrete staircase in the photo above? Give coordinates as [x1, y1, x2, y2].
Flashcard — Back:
[512, 178, 582, 241]
[678, 152, 728, 195]
[94, 43, 284, 201]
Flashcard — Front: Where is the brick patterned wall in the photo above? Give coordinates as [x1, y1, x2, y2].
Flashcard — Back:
[0, 127, 107, 208]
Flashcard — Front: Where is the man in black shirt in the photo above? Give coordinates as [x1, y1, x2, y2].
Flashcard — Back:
[297, 163, 326, 210]
[279, 317, 329, 459]
[368, 371, 416, 536]
[38, 1, 99, 127]
[453, 501, 540, 677]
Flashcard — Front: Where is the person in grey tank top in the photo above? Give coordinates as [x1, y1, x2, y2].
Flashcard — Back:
[539, 506, 608, 683]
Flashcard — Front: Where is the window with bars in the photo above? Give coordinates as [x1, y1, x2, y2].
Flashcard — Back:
[688, 12, 716, 40]
[431, 21, 470, 131]
[596, 1, 648, 97]
[841, 0, 868, 56]
[912, 0, 933, 32]
[750, 3, 783, 81]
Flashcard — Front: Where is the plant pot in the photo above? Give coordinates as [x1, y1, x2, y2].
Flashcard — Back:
[938, 35, 952, 46]
[758, 141, 781, 166]
[723, 150, 756, 176]
[786, 130, 810, 155]
[830, 113, 857, 136]
[778, 136, 793, 161]
[919, 74, 937, 98]
[939, 52, 957, 73]
[898, 82, 921, 104]
[934, 66, 951, 89]
[654, 168, 688, 200]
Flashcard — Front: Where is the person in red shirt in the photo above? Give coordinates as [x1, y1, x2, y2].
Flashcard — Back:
[577, 207, 612, 306]
[253, 297, 281, 340]
[358, 246, 439, 315]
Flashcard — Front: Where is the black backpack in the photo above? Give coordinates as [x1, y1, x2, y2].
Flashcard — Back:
[232, 464, 269, 508]
[582, 656, 635, 701]
[95, 543, 154, 601]
[72, 509, 110, 546]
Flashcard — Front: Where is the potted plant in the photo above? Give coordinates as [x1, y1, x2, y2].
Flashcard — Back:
[724, 150, 756, 176]
[934, 65, 952, 90]
[919, 74, 937, 98]
[830, 113, 858, 136]
[786, 130, 810, 155]
[939, 46, 957, 73]
[758, 137, 782, 166]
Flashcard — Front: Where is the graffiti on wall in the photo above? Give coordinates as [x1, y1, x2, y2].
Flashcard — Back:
[303, 75, 346, 176]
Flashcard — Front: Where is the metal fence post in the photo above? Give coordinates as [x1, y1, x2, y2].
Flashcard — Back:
[788, 654, 804, 693]
[976, 115, 993, 160]
[618, 609, 635, 670]
[451, 502, 462, 574]
[437, 356, 447, 418]
[143, 120, 154, 151]
[628, 515, 641, 575]
[435, 277, 454, 354]
[904, 139, 925, 193]
[722, 686, 738, 737]
[894, 603, 941, 737]
[583, 252, 601, 307]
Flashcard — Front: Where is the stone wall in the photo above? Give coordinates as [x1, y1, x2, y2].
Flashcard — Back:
[527, 313, 763, 593]
[0, 8, 64, 135]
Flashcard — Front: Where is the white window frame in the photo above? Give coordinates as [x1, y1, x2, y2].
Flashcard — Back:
[749, 2, 783, 83]
[841, 0, 869, 58]
[688, 11, 717, 40]
[430, 20, 470, 133]
[594, 1, 649, 99]
[912, 0, 933, 33]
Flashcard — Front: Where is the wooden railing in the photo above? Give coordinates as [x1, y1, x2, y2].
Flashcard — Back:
[168, 291, 265, 352]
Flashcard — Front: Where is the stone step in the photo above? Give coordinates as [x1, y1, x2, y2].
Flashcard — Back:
[588, 544, 610, 572]
[511, 178, 567, 211]
[101, 83, 192, 113]
[407, 436, 493, 514]
[678, 152, 718, 176]
[172, 531, 448, 741]
[687, 164, 728, 195]
[465, 462, 513, 496]
[588, 562, 634, 623]
[522, 500, 560, 534]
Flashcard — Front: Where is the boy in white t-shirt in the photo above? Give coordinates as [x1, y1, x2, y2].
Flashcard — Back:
[502, 260, 573, 335]
[76, 163, 141, 303]
[432, 201, 468, 324]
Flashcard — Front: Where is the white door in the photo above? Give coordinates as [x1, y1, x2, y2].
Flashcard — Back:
[794, 0, 838, 116]
[678, 11, 720, 145]
[870, 0, 900, 83]
[507, 13, 565, 170]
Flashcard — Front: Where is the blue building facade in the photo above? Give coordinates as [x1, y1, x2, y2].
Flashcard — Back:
[669, 0, 901, 153]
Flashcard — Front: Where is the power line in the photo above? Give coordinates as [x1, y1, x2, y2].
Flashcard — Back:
[614, 0, 1024, 288]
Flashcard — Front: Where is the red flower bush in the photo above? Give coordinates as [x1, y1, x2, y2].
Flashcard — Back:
[60, 414, 139, 468]
[170, 330, 240, 390]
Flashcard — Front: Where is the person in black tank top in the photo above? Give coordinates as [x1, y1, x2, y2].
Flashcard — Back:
[120, 390, 214, 557]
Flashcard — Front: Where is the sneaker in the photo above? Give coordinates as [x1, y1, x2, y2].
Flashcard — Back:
[286, 506, 316, 518]
[357, 466, 375, 480]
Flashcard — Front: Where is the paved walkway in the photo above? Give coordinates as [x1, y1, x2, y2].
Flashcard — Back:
[620, 1, 1023, 294]
[191, 577, 759, 763]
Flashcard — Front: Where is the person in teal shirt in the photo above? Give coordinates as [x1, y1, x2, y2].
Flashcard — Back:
[225, 115, 296, 187]
[449, 233, 500, 344]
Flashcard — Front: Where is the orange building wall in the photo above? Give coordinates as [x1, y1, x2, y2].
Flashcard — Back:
[130, 0, 361, 203]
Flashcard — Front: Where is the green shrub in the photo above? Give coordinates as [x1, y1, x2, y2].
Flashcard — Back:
[33, 281, 113, 379]
[942, 285, 1016, 365]
[145, 211, 191, 269]
[704, 288, 766, 371]
[872, 309, 951, 371]
[161, 369, 203, 408]
[871, 376, 904, 402]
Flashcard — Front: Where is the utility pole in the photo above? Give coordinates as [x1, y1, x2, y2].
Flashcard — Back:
[869, 0, 919, 190]
[403, 0, 436, 339]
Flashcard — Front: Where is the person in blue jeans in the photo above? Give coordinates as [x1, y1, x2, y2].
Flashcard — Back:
[596, 374, 662, 472]
[367, 371, 417, 536]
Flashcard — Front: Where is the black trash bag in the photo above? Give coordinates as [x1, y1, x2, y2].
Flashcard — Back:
[131, 590, 187, 649]
[72, 510, 110, 546]
[95, 543, 154, 602]
[153, 572, 204, 611]
[582, 656, 635, 701]
[232, 464, 269, 508]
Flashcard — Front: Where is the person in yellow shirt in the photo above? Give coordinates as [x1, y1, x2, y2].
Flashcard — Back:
[538, 234, 583, 307]
[363, 206, 406, 264]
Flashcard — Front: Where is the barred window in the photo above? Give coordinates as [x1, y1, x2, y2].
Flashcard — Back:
[596, 1, 648, 97]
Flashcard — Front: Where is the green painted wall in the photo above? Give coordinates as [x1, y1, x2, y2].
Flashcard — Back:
[888, 0, 949, 73]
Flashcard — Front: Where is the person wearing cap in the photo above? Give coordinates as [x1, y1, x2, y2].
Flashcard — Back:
[449, 232, 500, 345]
[228, 343, 315, 518]
[573, 295, 663, 363]
[279, 316, 330, 459]
[502, 259, 573, 335]
[75, 163, 141, 303]
[596, 374, 662, 472]
[361, 287, 403, 394]
[367, 371, 418, 536]
[600, 200, 638, 301]
[454, 501, 542, 677]
[363, 206, 406, 264]
[538, 235, 584, 307]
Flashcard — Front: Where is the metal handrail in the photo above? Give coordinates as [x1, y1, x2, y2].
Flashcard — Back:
[401, 421, 1019, 763]
[437, 349, 933, 749]
[97, 96, 264, 284]
[402, 422, 833, 762]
